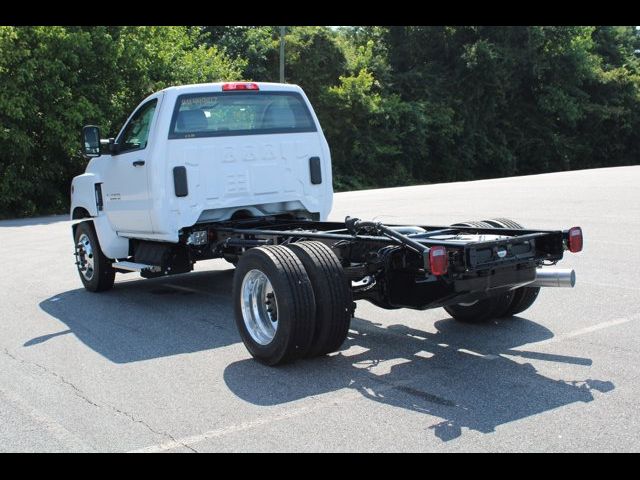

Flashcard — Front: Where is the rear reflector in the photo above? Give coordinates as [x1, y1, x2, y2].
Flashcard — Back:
[222, 82, 259, 91]
[429, 246, 448, 276]
[568, 226, 583, 253]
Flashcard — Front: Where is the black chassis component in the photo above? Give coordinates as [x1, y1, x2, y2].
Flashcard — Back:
[127, 239, 194, 278]
[178, 216, 568, 311]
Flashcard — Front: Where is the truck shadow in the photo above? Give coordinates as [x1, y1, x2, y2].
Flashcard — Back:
[37, 268, 238, 363]
[38, 272, 614, 442]
[223, 316, 613, 442]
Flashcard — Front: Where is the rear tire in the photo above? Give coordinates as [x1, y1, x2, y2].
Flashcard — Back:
[444, 293, 512, 323]
[233, 246, 316, 366]
[481, 217, 541, 317]
[445, 218, 521, 322]
[287, 241, 352, 357]
[451, 220, 495, 229]
[483, 217, 525, 230]
[502, 286, 540, 317]
[74, 221, 115, 292]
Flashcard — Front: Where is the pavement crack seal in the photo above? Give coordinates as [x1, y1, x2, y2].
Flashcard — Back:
[107, 404, 198, 453]
[2, 348, 197, 453]
[3, 347, 101, 408]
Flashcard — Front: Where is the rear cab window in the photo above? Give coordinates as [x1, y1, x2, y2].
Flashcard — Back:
[168, 91, 317, 139]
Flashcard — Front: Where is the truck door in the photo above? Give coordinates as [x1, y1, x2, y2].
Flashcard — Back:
[102, 97, 159, 234]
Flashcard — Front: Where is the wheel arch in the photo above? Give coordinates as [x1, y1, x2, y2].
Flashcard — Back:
[70, 173, 101, 219]
[72, 206, 92, 220]
[71, 216, 129, 261]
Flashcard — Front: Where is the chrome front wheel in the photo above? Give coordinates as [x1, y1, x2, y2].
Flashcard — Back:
[73, 221, 115, 292]
[76, 233, 95, 281]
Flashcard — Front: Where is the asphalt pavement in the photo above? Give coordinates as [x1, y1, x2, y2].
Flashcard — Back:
[1, 165, 638, 452]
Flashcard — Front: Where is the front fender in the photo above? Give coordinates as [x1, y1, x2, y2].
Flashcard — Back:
[70, 173, 101, 218]
[71, 216, 130, 260]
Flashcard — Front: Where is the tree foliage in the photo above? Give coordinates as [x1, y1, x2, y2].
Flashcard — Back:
[1, 25, 639, 217]
[0, 26, 242, 217]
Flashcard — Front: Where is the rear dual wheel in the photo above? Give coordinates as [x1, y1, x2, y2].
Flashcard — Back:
[288, 242, 353, 358]
[444, 218, 540, 323]
[482, 218, 541, 317]
[233, 242, 352, 366]
[444, 293, 515, 324]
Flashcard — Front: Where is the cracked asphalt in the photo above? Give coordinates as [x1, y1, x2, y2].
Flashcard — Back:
[1, 165, 639, 452]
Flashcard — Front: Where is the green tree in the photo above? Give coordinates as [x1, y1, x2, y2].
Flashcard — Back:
[0, 26, 242, 217]
[201, 26, 278, 81]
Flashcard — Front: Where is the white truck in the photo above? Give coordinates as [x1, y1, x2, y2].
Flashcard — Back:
[71, 81, 583, 365]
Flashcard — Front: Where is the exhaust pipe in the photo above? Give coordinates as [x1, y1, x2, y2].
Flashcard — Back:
[530, 268, 576, 288]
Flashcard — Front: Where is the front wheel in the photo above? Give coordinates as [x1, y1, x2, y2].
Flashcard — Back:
[73, 221, 115, 292]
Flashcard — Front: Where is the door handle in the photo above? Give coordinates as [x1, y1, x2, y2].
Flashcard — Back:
[132, 160, 145, 167]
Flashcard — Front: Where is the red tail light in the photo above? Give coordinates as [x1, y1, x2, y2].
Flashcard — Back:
[429, 246, 448, 276]
[222, 82, 259, 91]
[568, 226, 583, 253]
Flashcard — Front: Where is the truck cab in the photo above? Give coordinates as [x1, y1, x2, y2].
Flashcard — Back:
[71, 82, 333, 259]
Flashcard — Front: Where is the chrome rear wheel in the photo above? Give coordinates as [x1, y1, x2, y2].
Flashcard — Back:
[240, 269, 279, 345]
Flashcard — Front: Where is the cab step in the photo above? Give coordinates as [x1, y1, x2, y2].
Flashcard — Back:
[112, 261, 161, 273]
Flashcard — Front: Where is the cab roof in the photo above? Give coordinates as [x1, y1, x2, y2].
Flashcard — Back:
[161, 82, 303, 95]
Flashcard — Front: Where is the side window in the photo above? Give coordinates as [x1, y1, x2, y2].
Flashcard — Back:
[118, 99, 158, 153]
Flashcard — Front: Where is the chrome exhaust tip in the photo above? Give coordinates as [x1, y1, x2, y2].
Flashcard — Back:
[530, 268, 576, 288]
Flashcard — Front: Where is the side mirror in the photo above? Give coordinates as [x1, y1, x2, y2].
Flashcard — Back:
[82, 125, 101, 157]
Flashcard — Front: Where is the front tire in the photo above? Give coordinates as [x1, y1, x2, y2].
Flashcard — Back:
[233, 246, 316, 366]
[74, 221, 115, 292]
